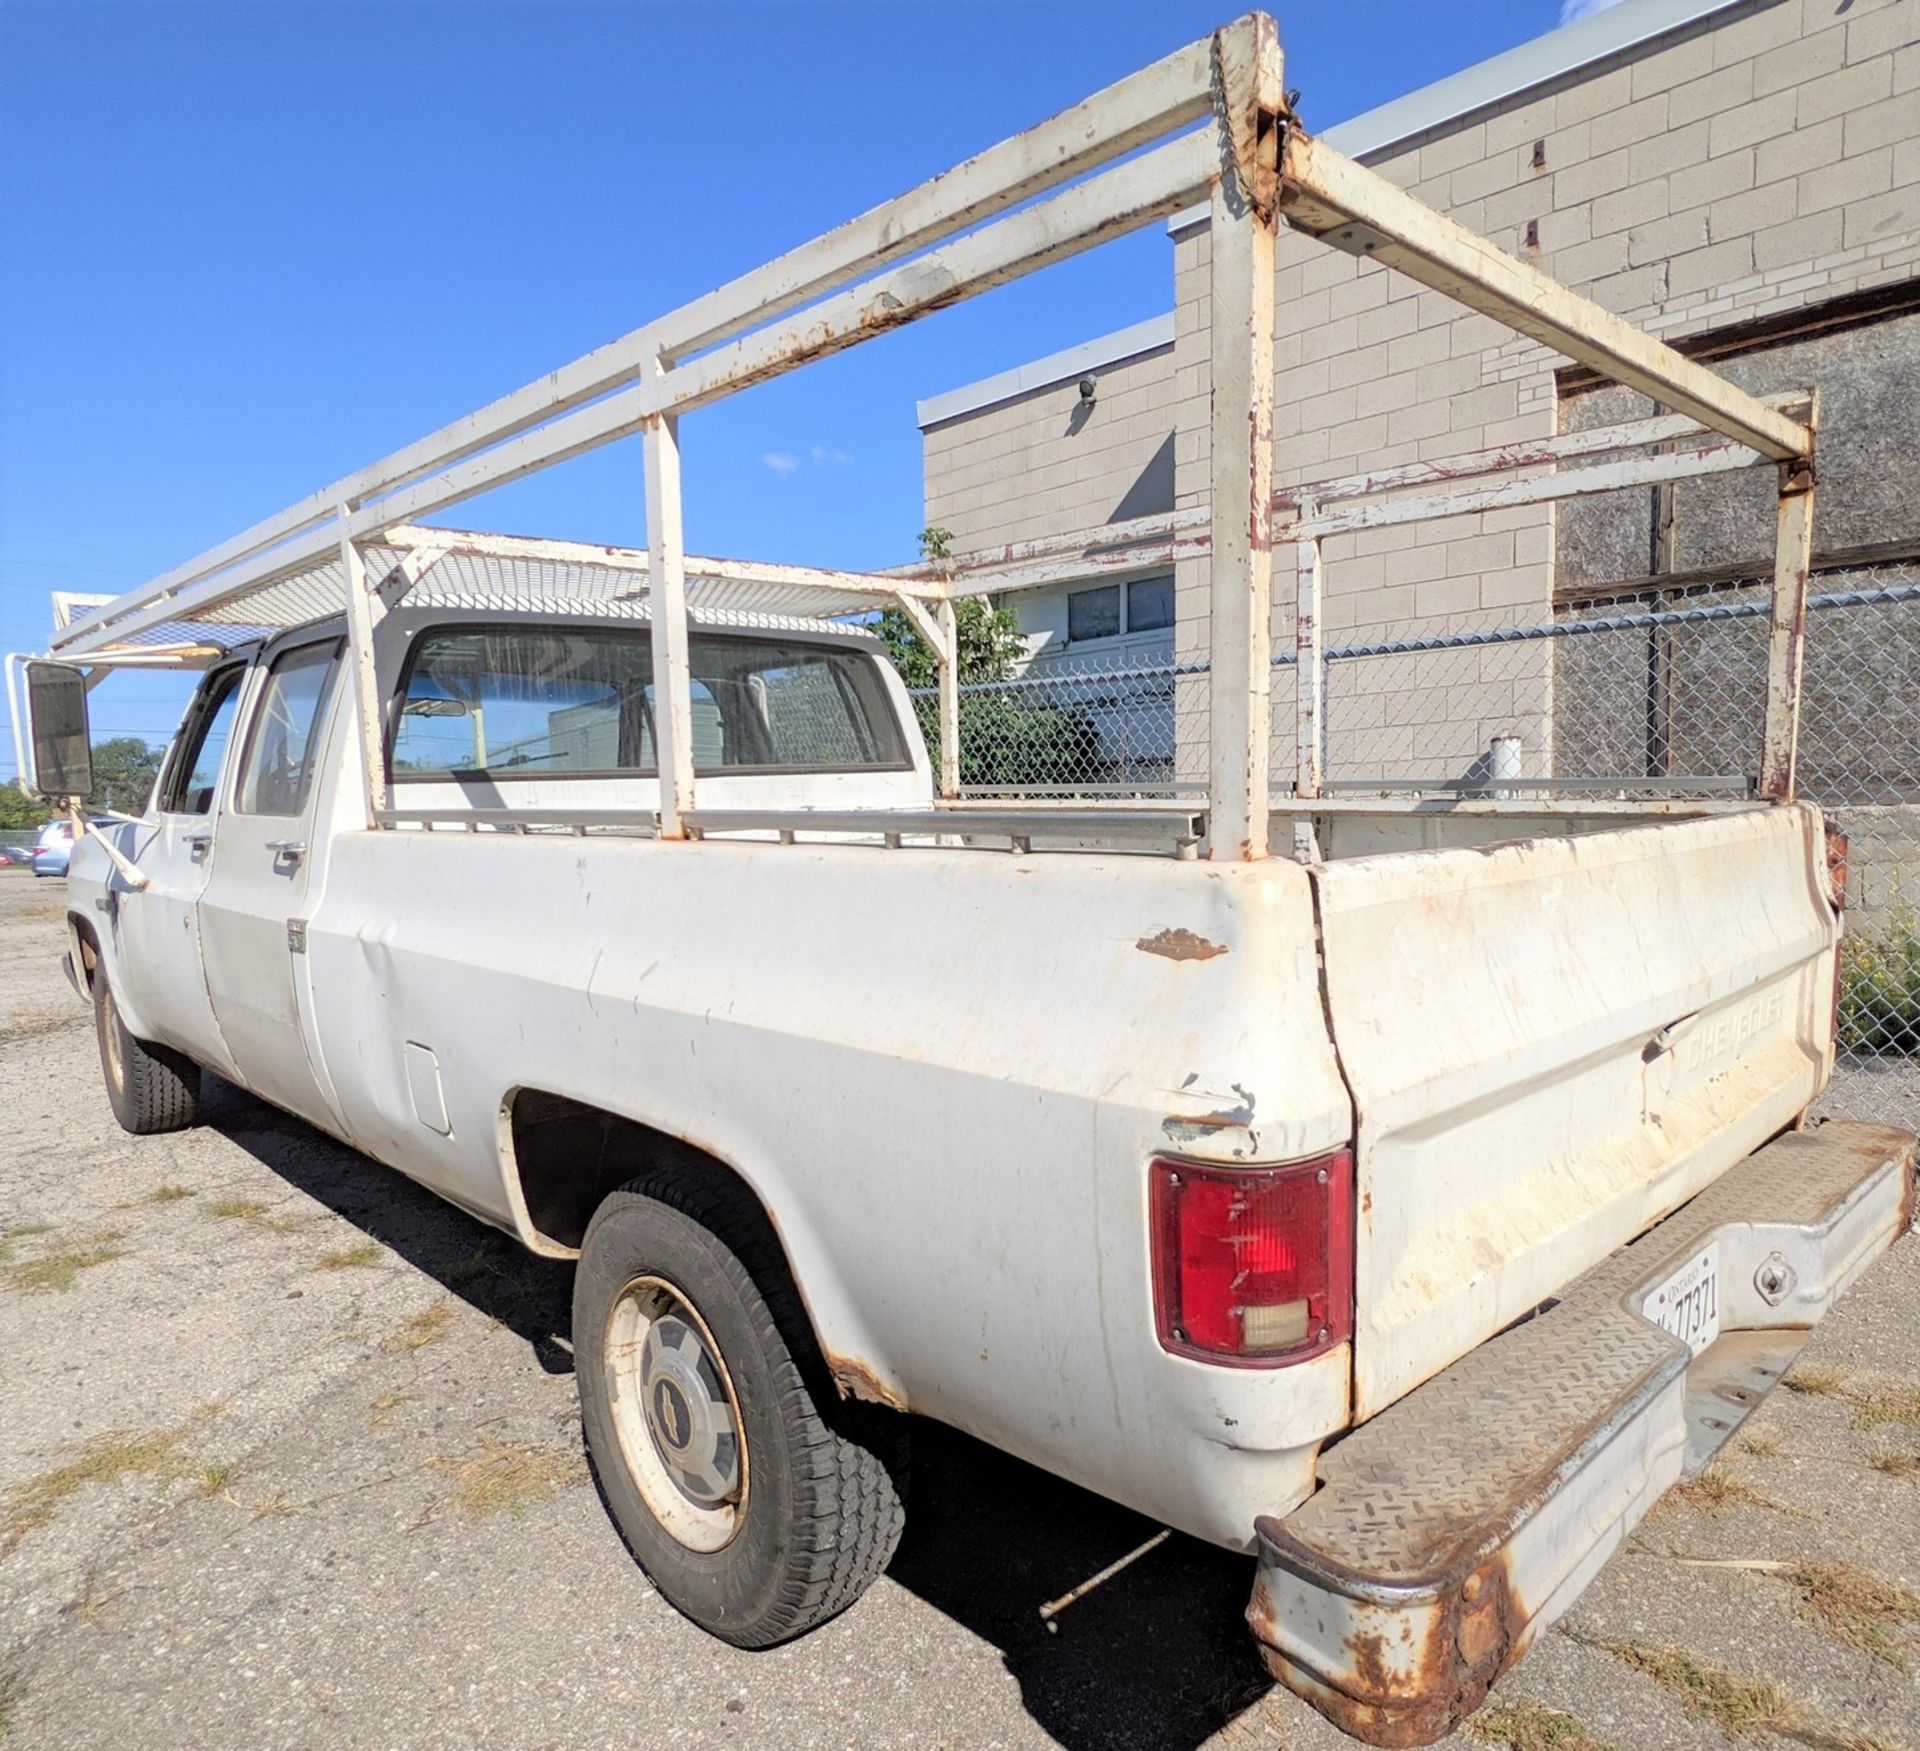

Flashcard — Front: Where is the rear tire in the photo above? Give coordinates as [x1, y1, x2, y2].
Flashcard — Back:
[573, 1172, 906, 1647]
[93, 968, 200, 1134]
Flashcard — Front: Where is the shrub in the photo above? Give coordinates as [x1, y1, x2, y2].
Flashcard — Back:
[1839, 909, 1920, 1056]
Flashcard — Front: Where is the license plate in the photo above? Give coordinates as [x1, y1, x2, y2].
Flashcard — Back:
[1646, 1242, 1721, 1357]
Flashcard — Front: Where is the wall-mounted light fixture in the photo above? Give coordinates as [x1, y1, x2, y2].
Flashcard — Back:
[1078, 375, 1097, 406]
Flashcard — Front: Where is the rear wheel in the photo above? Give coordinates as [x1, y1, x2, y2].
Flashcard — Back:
[93, 968, 200, 1134]
[573, 1172, 906, 1647]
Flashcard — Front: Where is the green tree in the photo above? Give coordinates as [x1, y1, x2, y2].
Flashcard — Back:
[0, 782, 54, 832]
[875, 527, 1101, 788]
[871, 529, 1025, 688]
[86, 738, 166, 816]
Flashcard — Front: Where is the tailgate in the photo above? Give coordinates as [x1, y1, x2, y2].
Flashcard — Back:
[1312, 802, 1837, 1420]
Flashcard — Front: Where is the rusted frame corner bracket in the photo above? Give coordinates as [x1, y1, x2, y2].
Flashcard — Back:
[1760, 396, 1818, 801]
[1213, 11, 1287, 225]
[1205, 12, 1285, 863]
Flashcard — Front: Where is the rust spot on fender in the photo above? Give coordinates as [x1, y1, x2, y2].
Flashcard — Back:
[827, 1352, 909, 1415]
[1138, 927, 1229, 962]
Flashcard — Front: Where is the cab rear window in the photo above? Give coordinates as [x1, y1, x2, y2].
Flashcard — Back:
[389, 626, 907, 780]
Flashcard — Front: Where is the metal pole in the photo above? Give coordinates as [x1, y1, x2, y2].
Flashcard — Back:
[935, 598, 960, 799]
[1759, 446, 1817, 801]
[642, 410, 696, 837]
[1205, 14, 1282, 862]
[1295, 524, 1323, 801]
[339, 508, 389, 826]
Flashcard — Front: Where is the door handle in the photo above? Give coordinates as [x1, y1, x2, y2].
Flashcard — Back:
[265, 839, 308, 861]
[187, 834, 212, 862]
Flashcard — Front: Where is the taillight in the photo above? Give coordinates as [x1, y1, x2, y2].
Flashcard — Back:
[1149, 1150, 1353, 1367]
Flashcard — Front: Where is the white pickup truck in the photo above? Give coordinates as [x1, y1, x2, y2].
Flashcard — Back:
[10, 13, 1916, 1739]
[20, 593, 1912, 1745]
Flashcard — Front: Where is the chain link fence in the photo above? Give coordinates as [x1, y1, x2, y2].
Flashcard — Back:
[913, 560, 1920, 1060]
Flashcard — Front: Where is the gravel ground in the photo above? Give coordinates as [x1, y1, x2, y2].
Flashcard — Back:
[1, 868, 1915, 1750]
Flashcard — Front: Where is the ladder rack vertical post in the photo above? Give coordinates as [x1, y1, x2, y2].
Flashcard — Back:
[1205, 15, 1281, 862]
[1759, 400, 1817, 802]
[340, 510, 389, 827]
[935, 597, 960, 799]
[643, 408, 696, 837]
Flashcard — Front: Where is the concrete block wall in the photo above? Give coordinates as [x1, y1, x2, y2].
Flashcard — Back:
[920, 343, 1177, 558]
[1166, 0, 1920, 784]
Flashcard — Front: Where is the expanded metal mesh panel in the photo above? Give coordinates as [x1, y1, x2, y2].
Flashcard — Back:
[79, 532, 893, 650]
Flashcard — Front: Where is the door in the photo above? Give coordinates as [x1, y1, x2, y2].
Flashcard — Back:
[198, 633, 346, 1130]
[111, 661, 249, 1076]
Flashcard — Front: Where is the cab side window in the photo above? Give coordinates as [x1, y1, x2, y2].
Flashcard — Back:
[234, 640, 342, 816]
[160, 666, 245, 815]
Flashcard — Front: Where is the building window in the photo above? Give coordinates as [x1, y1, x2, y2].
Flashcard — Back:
[1066, 573, 1175, 643]
[1067, 584, 1122, 642]
[1128, 575, 1174, 632]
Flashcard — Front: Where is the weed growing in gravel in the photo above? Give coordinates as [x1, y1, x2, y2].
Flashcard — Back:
[0, 1008, 87, 1044]
[1869, 1452, 1920, 1481]
[1784, 1363, 1850, 1398]
[0, 1222, 53, 1267]
[316, 1241, 383, 1272]
[1786, 1561, 1920, 1674]
[194, 1462, 236, 1500]
[1742, 1433, 1782, 1458]
[250, 1497, 295, 1520]
[207, 1198, 305, 1235]
[1781, 1365, 1920, 1434]
[2, 1424, 220, 1554]
[384, 1301, 455, 1353]
[426, 1439, 580, 1520]
[5, 1230, 126, 1294]
[445, 1239, 504, 1289]
[1592, 1639, 1893, 1749]
[149, 1185, 193, 1203]
[1848, 1377, 1920, 1434]
[1658, 1466, 1793, 1518]
[1465, 1698, 1615, 1751]
[368, 1392, 407, 1428]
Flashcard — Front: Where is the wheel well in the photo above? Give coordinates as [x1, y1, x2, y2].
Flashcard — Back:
[507, 1090, 768, 1255]
[69, 915, 100, 991]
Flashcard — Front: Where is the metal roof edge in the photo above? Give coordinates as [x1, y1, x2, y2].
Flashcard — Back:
[1165, 0, 1756, 235]
[915, 312, 1175, 431]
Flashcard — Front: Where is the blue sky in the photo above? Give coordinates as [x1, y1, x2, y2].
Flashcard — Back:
[1, 0, 1590, 767]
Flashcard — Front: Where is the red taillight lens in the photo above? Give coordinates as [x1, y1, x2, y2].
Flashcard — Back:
[1149, 1151, 1352, 1366]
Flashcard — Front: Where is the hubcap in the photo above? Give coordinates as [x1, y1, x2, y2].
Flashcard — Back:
[604, 1276, 746, 1552]
[100, 984, 124, 1092]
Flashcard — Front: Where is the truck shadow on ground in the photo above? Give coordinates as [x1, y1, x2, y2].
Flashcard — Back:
[204, 1075, 1275, 1751]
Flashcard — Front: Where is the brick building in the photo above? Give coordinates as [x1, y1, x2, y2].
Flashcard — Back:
[915, 0, 1919, 792]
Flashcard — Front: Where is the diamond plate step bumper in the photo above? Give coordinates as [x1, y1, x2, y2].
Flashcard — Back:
[1247, 1119, 1915, 1749]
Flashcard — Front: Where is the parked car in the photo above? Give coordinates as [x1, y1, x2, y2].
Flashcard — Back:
[30, 819, 73, 877]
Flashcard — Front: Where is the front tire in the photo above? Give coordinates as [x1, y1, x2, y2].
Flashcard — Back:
[93, 968, 200, 1134]
[573, 1173, 906, 1647]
